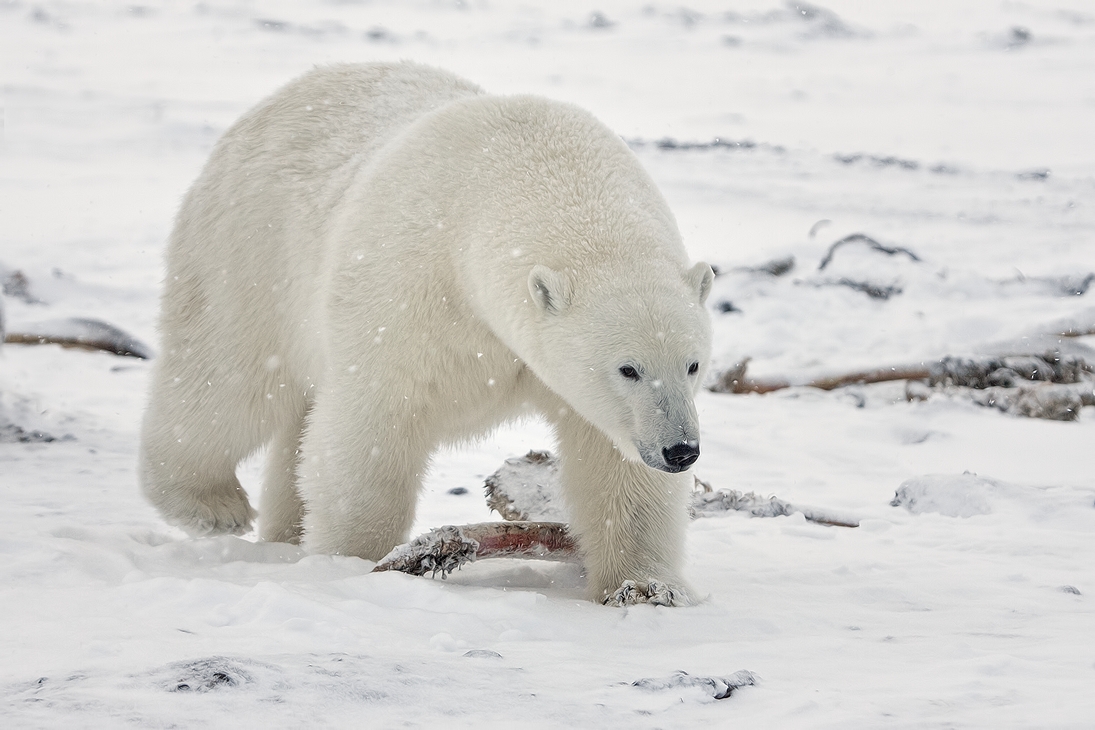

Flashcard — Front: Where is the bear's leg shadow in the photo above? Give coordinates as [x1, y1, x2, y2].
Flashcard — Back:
[555, 417, 695, 606]
[139, 369, 260, 537]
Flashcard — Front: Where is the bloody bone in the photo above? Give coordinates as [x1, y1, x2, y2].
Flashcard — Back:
[372, 521, 577, 578]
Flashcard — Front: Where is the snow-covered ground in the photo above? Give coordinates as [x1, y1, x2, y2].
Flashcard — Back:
[3, 1, 1094, 726]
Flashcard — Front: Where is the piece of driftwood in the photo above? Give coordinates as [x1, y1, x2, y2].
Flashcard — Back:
[730, 255, 795, 278]
[4, 318, 153, 359]
[806, 233, 922, 300]
[817, 233, 921, 271]
[829, 277, 903, 300]
[709, 351, 1092, 395]
[691, 477, 859, 527]
[708, 357, 930, 395]
[710, 351, 1095, 421]
[1, 268, 152, 358]
[963, 382, 1094, 421]
[904, 378, 1095, 416]
[371, 522, 577, 578]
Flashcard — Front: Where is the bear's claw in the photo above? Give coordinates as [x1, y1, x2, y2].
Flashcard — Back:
[603, 579, 686, 607]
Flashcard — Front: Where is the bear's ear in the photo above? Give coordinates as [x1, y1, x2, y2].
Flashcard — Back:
[687, 261, 715, 305]
[528, 265, 571, 315]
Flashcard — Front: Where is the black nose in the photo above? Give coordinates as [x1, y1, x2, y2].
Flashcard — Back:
[662, 441, 699, 471]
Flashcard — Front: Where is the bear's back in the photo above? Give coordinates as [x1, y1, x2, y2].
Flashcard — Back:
[228, 63, 482, 184]
[188, 62, 483, 225]
[159, 63, 483, 392]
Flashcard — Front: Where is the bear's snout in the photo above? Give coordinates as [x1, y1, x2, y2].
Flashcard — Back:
[661, 440, 699, 472]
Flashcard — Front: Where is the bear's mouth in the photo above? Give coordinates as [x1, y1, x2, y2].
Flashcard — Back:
[656, 462, 688, 474]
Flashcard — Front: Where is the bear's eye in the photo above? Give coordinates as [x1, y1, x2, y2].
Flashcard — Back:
[687, 361, 699, 376]
[618, 365, 640, 381]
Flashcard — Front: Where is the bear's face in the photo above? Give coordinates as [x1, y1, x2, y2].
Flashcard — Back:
[528, 262, 714, 473]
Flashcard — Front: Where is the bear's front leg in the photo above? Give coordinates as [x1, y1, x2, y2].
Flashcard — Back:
[555, 417, 695, 606]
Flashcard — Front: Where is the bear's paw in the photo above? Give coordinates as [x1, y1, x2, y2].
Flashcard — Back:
[602, 579, 690, 607]
[171, 486, 256, 538]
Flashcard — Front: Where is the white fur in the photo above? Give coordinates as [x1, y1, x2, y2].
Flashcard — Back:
[140, 62, 713, 604]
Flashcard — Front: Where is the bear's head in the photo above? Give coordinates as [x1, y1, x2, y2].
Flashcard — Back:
[527, 261, 714, 473]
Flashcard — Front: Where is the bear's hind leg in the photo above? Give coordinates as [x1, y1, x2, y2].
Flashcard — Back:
[259, 406, 308, 544]
[139, 428, 257, 537]
[139, 368, 260, 536]
[298, 397, 428, 560]
[300, 449, 426, 560]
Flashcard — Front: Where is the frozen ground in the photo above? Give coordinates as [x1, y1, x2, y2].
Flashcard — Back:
[2, 1, 1094, 727]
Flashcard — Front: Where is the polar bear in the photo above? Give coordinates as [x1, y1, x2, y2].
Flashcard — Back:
[139, 62, 713, 605]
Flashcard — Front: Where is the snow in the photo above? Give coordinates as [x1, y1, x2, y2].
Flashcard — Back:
[2, 0, 1094, 726]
